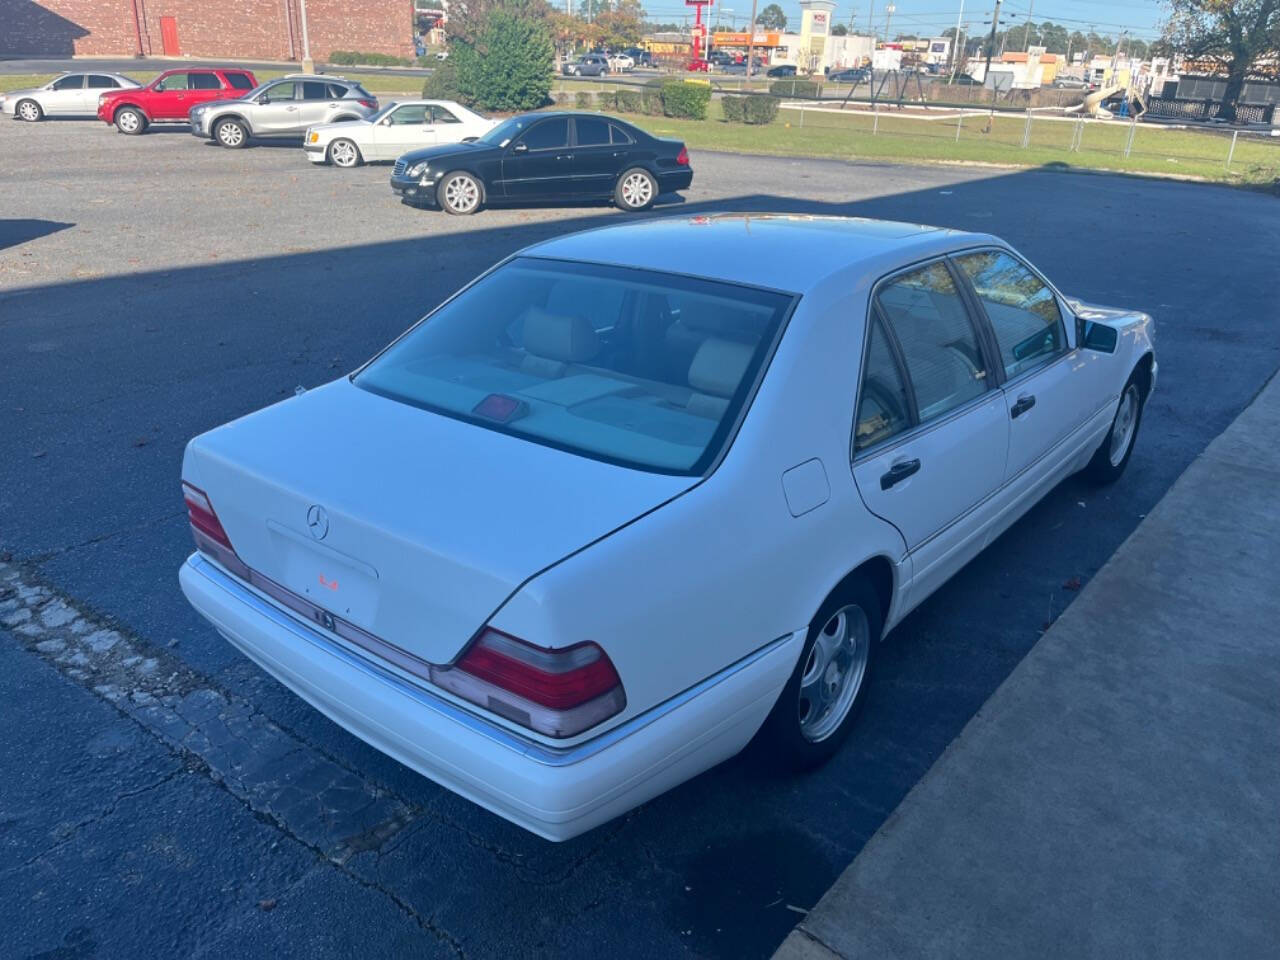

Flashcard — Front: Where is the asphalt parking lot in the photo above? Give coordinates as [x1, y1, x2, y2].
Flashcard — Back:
[3, 118, 1279, 959]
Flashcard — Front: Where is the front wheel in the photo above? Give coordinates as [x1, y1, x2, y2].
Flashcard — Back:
[614, 168, 657, 212]
[214, 118, 248, 148]
[328, 137, 361, 168]
[115, 107, 145, 135]
[1085, 373, 1145, 484]
[438, 171, 482, 215]
[758, 576, 881, 769]
[16, 99, 43, 122]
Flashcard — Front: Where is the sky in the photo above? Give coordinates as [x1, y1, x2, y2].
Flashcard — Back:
[638, 0, 1170, 43]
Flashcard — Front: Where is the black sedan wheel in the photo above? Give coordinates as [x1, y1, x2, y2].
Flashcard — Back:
[614, 168, 657, 212]
[439, 171, 483, 215]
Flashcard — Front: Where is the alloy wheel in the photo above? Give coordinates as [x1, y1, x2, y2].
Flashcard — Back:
[117, 110, 140, 133]
[1109, 384, 1140, 467]
[443, 174, 480, 213]
[18, 100, 40, 122]
[620, 172, 653, 209]
[330, 139, 359, 167]
[798, 604, 870, 743]
[217, 121, 245, 147]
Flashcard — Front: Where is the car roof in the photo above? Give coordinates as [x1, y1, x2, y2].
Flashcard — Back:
[522, 214, 994, 293]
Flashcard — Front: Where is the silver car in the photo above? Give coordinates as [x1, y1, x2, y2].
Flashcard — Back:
[189, 75, 379, 148]
[2, 72, 140, 121]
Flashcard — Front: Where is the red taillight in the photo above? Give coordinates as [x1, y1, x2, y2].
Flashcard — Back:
[183, 481, 249, 578]
[358, 98, 377, 109]
[431, 629, 626, 738]
[676, 146, 689, 166]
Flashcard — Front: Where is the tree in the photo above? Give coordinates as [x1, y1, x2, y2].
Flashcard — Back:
[595, 0, 645, 48]
[831, 23, 849, 35]
[1039, 21, 1069, 55]
[1164, 0, 1280, 119]
[1068, 30, 1087, 59]
[756, 3, 787, 30]
[454, 6, 554, 110]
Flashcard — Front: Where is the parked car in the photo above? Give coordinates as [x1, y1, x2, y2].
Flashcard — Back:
[189, 74, 378, 148]
[607, 52, 635, 71]
[1053, 77, 1087, 89]
[389, 112, 691, 214]
[623, 47, 653, 67]
[828, 68, 870, 84]
[2, 72, 140, 121]
[96, 67, 257, 134]
[686, 58, 712, 73]
[305, 99, 495, 167]
[562, 54, 610, 77]
[178, 214, 1156, 840]
[767, 64, 798, 78]
[952, 72, 983, 85]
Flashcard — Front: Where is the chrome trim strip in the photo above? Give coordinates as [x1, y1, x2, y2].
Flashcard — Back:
[186, 553, 795, 768]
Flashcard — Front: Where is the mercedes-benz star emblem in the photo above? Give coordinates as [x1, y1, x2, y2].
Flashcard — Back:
[306, 504, 329, 540]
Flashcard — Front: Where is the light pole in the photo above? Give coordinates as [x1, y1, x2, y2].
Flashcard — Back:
[298, 0, 313, 73]
[746, 0, 759, 78]
[981, 0, 1002, 131]
[885, 3, 895, 41]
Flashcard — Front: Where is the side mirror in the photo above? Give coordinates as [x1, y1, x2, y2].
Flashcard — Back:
[1077, 317, 1118, 353]
[256, 94, 269, 104]
[511, 142, 528, 154]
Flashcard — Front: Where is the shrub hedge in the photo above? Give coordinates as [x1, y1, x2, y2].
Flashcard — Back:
[659, 79, 711, 120]
[615, 89, 642, 113]
[721, 93, 781, 124]
[575, 91, 594, 109]
[329, 50, 412, 67]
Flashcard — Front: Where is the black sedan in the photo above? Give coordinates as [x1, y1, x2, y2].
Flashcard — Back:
[766, 64, 797, 78]
[389, 112, 693, 215]
[828, 68, 870, 84]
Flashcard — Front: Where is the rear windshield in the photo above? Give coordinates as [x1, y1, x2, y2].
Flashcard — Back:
[354, 257, 793, 474]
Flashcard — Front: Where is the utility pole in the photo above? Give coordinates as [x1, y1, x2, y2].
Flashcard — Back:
[981, 0, 1002, 131]
[951, 0, 964, 72]
[1021, 0, 1033, 51]
[746, 0, 759, 78]
[298, 0, 313, 73]
[885, 3, 895, 41]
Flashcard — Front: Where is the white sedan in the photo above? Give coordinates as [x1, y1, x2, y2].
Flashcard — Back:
[2, 72, 139, 121]
[303, 99, 496, 168]
[178, 216, 1155, 840]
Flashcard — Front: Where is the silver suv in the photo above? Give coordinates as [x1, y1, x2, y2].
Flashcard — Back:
[190, 75, 379, 148]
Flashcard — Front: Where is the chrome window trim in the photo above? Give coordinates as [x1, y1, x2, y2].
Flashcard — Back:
[187, 552, 794, 768]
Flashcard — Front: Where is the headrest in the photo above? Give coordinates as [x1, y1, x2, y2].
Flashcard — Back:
[522, 307, 600, 363]
[688, 337, 755, 399]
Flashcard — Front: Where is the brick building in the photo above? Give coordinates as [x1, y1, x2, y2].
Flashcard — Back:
[0, 0, 415, 61]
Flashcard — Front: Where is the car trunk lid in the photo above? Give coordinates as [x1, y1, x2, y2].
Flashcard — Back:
[183, 378, 692, 665]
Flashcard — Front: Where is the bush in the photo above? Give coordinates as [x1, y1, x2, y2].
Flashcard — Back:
[595, 90, 618, 111]
[769, 79, 822, 99]
[615, 89, 642, 113]
[328, 50, 411, 67]
[660, 79, 711, 120]
[641, 91, 664, 116]
[720, 95, 746, 122]
[453, 10, 554, 111]
[575, 91, 594, 110]
[423, 55, 461, 99]
[744, 94, 780, 124]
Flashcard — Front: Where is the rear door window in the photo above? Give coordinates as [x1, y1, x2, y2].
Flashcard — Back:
[609, 123, 634, 144]
[301, 80, 330, 100]
[574, 116, 611, 146]
[189, 72, 221, 90]
[226, 73, 255, 90]
[87, 75, 118, 89]
[855, 316, 913, 452]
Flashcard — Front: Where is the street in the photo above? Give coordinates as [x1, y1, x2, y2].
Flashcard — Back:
[3, 118, 1279, 958]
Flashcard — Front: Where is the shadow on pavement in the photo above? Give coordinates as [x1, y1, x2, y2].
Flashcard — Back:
[0, 218, 73, 251]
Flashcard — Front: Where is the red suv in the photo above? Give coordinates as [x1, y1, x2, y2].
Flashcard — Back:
[97, 67, 257, 135]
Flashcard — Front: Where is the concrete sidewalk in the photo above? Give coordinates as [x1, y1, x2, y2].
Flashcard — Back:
[777, 372, 1280, 960]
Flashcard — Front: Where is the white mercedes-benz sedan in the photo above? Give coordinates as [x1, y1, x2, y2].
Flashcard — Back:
[2, 72, 140, 121]
[179, 215, 1156, 840]
[303, 99, 496, 167]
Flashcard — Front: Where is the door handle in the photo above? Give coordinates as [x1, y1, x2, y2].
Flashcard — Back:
[1011, 394, 1037, 418]
[286, 105, 298, 111]
[880, 458, 921, 490]
[555, 153, 574, 161]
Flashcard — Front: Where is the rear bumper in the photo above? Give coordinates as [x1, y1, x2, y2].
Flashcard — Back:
[659, 168, 694, 193]
[179, 553, 799, 840]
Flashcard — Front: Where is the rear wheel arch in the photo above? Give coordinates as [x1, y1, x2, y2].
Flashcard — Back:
[825, 556, 895, 640]
[1132, 351, 1155, 398]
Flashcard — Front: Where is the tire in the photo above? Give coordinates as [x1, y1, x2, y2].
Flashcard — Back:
[115, 106, 146, 135]
[214, 118, 248, 149]
[328, 138, 362, 168]
[1085, 370, 1146, 484]
[614, 167, 658, 212]
[16, 99, 42, 122]
[758, 576, 881, 770]
[437, 171, 482, 215]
